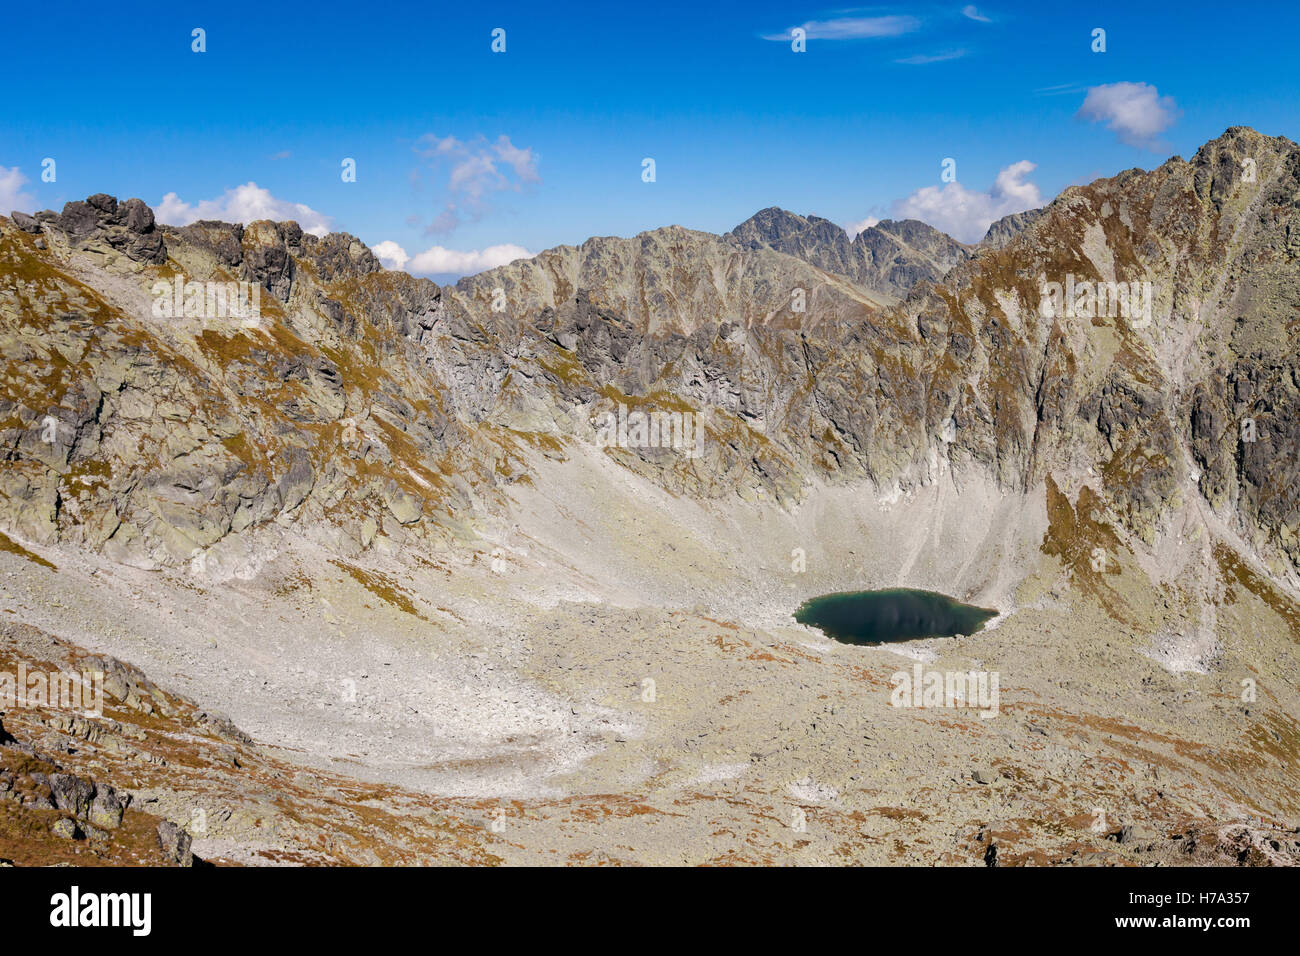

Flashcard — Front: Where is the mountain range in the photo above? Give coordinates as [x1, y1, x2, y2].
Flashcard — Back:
[1, 126, 1298, 866]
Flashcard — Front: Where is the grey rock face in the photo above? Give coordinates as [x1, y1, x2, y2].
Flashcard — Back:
[858, 218, 970, 296]
[176, 220, 245, 267]
[978, 207, 1046, 250]
[239, 220, 297, 300]
[156, 819, 194, 866]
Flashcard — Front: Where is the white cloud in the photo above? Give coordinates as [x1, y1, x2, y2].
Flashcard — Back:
[156, 182, 334, 236]
[844, 215, 880, 238]
[0, 166, 36, 215]
[410, 243, 533, 276]
[892, 160, 1042, 243]
[763, 15, 920, 41]
[414, 134, 540, 234]
[962, 5, 992, 23]
[374, 240, 534, 278]
[371, 240, 410, 271]
[1077, 82, 1180, 149]
[896, 49, 966, 64]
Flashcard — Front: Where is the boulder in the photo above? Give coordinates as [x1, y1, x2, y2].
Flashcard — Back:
[47, 772, 94, 818]
[157, 820, 194, 866]
[88, 783, 130, 830]
[10, 211, 42, 234]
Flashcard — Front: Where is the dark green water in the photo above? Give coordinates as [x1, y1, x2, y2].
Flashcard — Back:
[794, 588, 997, 645]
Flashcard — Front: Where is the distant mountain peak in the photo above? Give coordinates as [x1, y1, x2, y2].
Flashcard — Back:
[728, 207, 971, 301]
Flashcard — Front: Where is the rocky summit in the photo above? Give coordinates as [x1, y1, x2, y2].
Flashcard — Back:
[1, 126, 1299, 866]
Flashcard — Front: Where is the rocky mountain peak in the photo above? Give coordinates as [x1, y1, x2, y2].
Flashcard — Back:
[727, 206, 975, 301]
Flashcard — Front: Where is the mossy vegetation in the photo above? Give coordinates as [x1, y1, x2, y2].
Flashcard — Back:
[1041, 476, 1134, 622]
[328, 560, 429, 621]
[1214, 542, 1300, 638]
[0, 531, 56, 569]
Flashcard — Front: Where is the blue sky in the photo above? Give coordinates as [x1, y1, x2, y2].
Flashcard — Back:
[3, 1, 1297, 279]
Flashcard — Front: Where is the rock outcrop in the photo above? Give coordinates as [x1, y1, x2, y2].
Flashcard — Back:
[977, 207, 1047, 250]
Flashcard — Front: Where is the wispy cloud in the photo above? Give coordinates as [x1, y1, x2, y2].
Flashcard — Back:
[896, 49, 967, 64]
[1033, 82, 1086, 96]
[892, 160, 1042, 243]
[961, 5, 992, 23]
[1076, 82, 1181, 149]
[762, 14, 921, 41]
[156, 182, 334, 236]
[413, 133, 540, 236]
